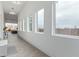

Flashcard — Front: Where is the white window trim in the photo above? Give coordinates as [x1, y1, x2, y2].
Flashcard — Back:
[35, 13, 44, 34]
[52, 1, 56, 35]
[35, 8, 44, 34]
[55, 34, 79, 40]
[27, 16, 32, 32]
[52, 1, 79, 39]
[20, 19, 23, 31]
[35, 32, 44, 34]
[35, 13, 38, 32]
[22, 19, 25, 31]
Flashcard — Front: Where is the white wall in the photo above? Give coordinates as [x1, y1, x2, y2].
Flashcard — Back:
[0, 2, 7, 57]
[18, 1, 79, 57]
[0, 2, 4, 40]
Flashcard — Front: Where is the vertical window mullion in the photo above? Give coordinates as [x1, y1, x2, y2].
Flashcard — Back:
[52, 2, 56, 35]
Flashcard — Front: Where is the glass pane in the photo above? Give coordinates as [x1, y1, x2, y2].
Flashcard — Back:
[29, 23, 32, 31]
[56, 1, 79, 36]
[37, 8, 44, 32]
[29, 17, 32, 23]
[27, 16, 32, 32]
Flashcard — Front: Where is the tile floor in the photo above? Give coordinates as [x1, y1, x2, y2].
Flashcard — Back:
[7, 32, 48, 57]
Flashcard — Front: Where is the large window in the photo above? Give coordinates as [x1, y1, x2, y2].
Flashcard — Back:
[36, 8, 44, 33]
[27, 16, 32, 32]
[22, 19, 25, 31]
[20, 19, 23, 31]
[56, 1, 79, 36]
[5, 23, 17, 31]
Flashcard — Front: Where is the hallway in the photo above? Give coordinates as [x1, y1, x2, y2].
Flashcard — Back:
[0, 1, 79, 57]
[7, 33, 48, 57]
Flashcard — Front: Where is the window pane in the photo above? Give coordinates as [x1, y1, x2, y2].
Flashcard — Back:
[5, 23, 17, 31]
[56, 1, 79, 36]
[20, 20, 23, 31]
[22, 19, 25, 31]
[29, 23, 32, 31]
[37, 8, 44, 32]
[27, 16, 32, 32]
[29, 17, 32, 31]
[29, 17, 32, 23]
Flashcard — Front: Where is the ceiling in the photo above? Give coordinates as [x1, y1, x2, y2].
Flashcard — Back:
[2, 1, 26, 15]
[1, 1, 26, 23]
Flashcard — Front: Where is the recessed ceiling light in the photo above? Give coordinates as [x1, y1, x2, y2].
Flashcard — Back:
[9, 12, 16, 15]
[12, 1, 21, 4]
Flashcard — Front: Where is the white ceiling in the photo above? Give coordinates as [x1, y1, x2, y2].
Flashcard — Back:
[2, 1, 26, 14]
[1, 1, 26, 23]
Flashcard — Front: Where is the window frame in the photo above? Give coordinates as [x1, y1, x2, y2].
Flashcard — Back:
[20, 19, 23, 31]
[35, 8, 45, 34]
[27, 16, 32, 32]
[22, 19, 25, 31]
[52, 1, 79, 39]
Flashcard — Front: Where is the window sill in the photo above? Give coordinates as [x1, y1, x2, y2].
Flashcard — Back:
[35, 32, 44, 34]
[27, 31, 32, 32]
[54, 34, 79, 40]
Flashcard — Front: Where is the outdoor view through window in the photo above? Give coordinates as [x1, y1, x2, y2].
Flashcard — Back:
[56, 1, 79, 36]
[27, 16, 32, 32]
[37, 8, 44, 32]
